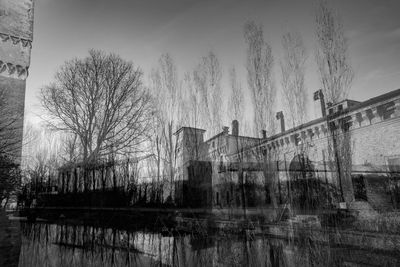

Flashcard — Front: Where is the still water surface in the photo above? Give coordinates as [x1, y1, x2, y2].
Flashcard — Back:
[16, 221, 400, 267]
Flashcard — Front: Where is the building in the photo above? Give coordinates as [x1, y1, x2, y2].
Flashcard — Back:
[174, 88, 400, 215]
[174, 124, 262, 209]
[0, 0, 34, 160]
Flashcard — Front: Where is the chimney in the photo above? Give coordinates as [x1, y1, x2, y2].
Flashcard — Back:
[313, 89, 326, 118]
[222, 126, 229, 135]
[232, 120, 239, 136]
[276, 111, 285, 133]
[261, 130, 267, 139]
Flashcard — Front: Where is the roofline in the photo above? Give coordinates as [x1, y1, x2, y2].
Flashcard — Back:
[263, 88, 400, 143]
[174, 126, 206, 136]
[346, 88, 400, 113]
[328, 99, 361, 106]
[228, 134, 260, 140]
[263, 117, 326, 143]
[176, 88, 400, 150]
[204, 131, 262, 144]
[204, 131, 225, 143]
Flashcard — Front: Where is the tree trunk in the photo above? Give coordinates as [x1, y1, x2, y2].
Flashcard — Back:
[92, 168, 96, 191]
[168, 123, 174, 201]
[113, 166, 117, 191]
[74, 169, 78, 193]
[238, 166, 247, 219]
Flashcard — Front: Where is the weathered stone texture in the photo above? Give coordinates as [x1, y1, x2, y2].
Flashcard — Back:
[176, 89, 400, 212]
[0, 35, 31, 67]
[0, 76, 26, 113]
[352, 117, 400, 167]
[0, 76, 25, 158]
[0, 0, 33, 160]
[0, 0, 34, 40]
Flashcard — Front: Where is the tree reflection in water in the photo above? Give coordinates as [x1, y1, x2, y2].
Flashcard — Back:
[18, 221, 400, 267]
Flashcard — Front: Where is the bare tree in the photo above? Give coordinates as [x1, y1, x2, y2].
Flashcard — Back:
[0, 154, 20, 208]
[149, 53, 181, 200]
[0, 87, 23, 159]
[244, 21, 279, 215]
[40, 50, 151, 166]
[244, 20, 276, 137]
[179, 72, 204, 161]
[280, 31, 308, 127]
[228, 66, 244, 124]
[280, 31, 310, 214]
[315, 0, 355, 203]
[61, 133, 80, 163]
[181, 72, 200, 129]
[315, 0, 354, 104]
[0, 87, 24, 207]
[193, 51, 223, 136]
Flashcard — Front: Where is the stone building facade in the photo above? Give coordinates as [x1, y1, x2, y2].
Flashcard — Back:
[0, 0, 34, 160]
[174, 88, 400, 214]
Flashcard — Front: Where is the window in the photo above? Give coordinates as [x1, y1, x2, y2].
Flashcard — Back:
[387, 157, 400, 209]
[293, 133, 301, 146]
[329, 121, 337, 131]
[366, 109, 374, 123]
[340, 116, 352, 132]
[356, 112, 363, 126]
[307, 129, 314, 139]
[338, 104, 343, 112]
[216, 192, 220, 205]
[219, 155, 225, 172]
[352, 175, 367, 201]
[265, 187, 271, 204]
[377, 101, 396, 120]
[387, 157, 400, 173]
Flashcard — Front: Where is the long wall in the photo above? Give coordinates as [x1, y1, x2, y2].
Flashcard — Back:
[176, 89, 400, 212]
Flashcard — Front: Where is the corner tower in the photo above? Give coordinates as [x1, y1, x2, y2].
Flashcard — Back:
[0, 0, 34, 160]
[174, 126, 205, 204]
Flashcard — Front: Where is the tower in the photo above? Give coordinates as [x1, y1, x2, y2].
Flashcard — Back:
[0, 0, 34, 161]
[174, 126, 206, 205]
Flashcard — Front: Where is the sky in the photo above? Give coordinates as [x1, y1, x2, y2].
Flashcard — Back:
[25, 0, 400, 127]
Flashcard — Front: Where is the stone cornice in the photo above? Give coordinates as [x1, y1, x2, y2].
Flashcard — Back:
[0, 32, 32, 48]
[0, 60, 29, 80]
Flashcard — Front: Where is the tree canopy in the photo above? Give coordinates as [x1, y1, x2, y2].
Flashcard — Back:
[41, 50, 151, 163]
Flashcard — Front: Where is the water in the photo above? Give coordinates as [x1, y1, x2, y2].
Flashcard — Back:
[11, 220, 399, 267]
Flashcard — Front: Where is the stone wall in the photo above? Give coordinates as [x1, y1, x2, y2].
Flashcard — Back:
[0, 0, 34, 160]
[202, 90, 400, 211]
[258, 90, 400, 211]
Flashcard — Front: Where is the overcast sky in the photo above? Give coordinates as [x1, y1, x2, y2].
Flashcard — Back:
[26, 0, 400, 126]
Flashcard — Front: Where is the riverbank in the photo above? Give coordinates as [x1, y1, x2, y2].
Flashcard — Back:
[17, 206, 400, 254]
[15, 217, 400, 267]
[176, 216, 400, 252]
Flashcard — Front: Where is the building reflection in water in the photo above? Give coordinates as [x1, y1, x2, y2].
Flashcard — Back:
[17, 221, 400, 267]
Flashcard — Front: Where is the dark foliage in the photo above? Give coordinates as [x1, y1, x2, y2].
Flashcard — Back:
[0, 153, 21, 207]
